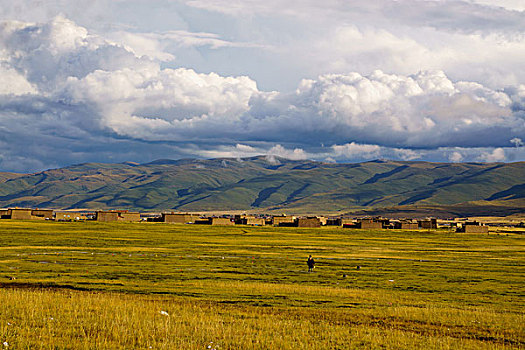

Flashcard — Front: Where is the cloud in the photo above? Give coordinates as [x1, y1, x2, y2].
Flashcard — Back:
[245, 70, 524, 149]
[332, 143, 381, 160]
[180, 0, 525, 88]
[180, 141, 525, 165]
[106, 32, 176, 62]
[61, 66, 258, 138]
[449, 151, 464, 163]
[0, 15, 159, 93]
[2, 1, 524, 92]
[510, 137, 524, 147]
[183, 0, 525, 32]
[188, 143, 260, 159]
[0, 63, 36, 95]
[302, 24, 525, 90]
[330, 143, 422, 161]
[267, 144, 308, 160]
[186, 143, 309, 162]
[106, 30, 263, 62]
[329, 143, 523, 164]
[468, 0, 525, 12]
[0, 15, 524, 172]
[477, 148, 506, 162]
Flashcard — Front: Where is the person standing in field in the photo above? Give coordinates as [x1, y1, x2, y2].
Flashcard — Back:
[307, 255, 315, 272]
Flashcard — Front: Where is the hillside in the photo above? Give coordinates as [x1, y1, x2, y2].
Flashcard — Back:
[0, 172, 23, 183]
[0, 157, 524, 215]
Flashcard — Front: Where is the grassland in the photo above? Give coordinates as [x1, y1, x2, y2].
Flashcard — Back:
[0, 220, 523, 349]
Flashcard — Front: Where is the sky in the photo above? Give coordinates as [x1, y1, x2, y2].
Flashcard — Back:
[0, 0, 524, 172]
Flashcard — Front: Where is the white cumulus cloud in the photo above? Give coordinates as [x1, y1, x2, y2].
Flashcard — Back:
[0, 15, 524, 172]
[477, 148, 506, 162]
[449, 151, 464, 163]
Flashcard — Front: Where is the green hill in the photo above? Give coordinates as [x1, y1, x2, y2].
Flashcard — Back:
[0, 157, 523, 215]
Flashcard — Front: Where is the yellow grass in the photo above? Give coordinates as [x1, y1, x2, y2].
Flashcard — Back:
[1, 287, 522, 350]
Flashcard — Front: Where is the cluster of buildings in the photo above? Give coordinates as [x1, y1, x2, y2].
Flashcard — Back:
[0, 208, 138, 222]
[0, 208, 491, 232]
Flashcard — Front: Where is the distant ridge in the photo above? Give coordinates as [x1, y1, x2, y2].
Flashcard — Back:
[0, 157, 523, 216]
[144, 159, 195, 165]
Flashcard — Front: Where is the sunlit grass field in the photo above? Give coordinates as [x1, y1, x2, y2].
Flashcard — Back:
[0, 220, 523, 349]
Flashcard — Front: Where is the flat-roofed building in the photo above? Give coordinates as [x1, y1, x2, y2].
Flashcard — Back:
[95, 210, 141, 222]
[463, 225, 489, 233]
[457, 221, 489, 233]
[118, 212, 141, 222]
[342, 220, 360, 229]
[297, 217, 321, 228]
[358, 219, 382, 229]
[162, 213, 199, 224]
[325, 218, 342, 226]
[393, 220, 419, 230]
[418, 218, 437, 229]
[31, 209, 54, 220]
[378, 218, 391, 229]
[272, 216, 296, 226]
[96, 211, 119, 222]
[235, 215, 265, 226]
[341, 218, 355, 226]
[210, 217, 234, 226]
[2, 208, 60, 220]
[9, 209, 32, 220]
[55, 211, 75, 221]
[245, 217, 265, 226]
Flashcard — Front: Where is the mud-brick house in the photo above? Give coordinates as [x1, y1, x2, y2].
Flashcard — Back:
[96, 211, 119, 222]
[194, 217, 233, 226]
[31, 209, 54, 220]
[418, 218, 437, 229]
[246, 217, 265, 226]
[95, 210, 141, 222]
[358, 219, 382, 229]
[272, 215, 296, 226]
[393, 220, 419, 230]
[210, 217, 234, 226]
[55, 211, 75, 221]
[297, 217, 321, 228]
[325, 217, 342, 226]
[378, 218, 391, 229]
[2, 208, 54, 220]
[162, 213, 200, 224]
[2, 208, 33, 220]
[0, 209, 9, 219]
[341, 218, 358, 228]
[342, 220, 359, 229]
[118, 212, 141, 222]
[194, 218, 212, 225]
[457, 221, 489, 233]
[235, 215, 265, 226]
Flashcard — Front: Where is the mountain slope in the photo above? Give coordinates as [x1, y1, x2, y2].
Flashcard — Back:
[0, 157, 523, 214]
[0, 172, 23, 184]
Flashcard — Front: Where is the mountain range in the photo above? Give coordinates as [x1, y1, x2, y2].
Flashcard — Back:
[0, 157, 524, 216]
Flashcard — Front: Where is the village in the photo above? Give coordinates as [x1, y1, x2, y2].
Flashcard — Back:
[0, 207, 502, 233]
